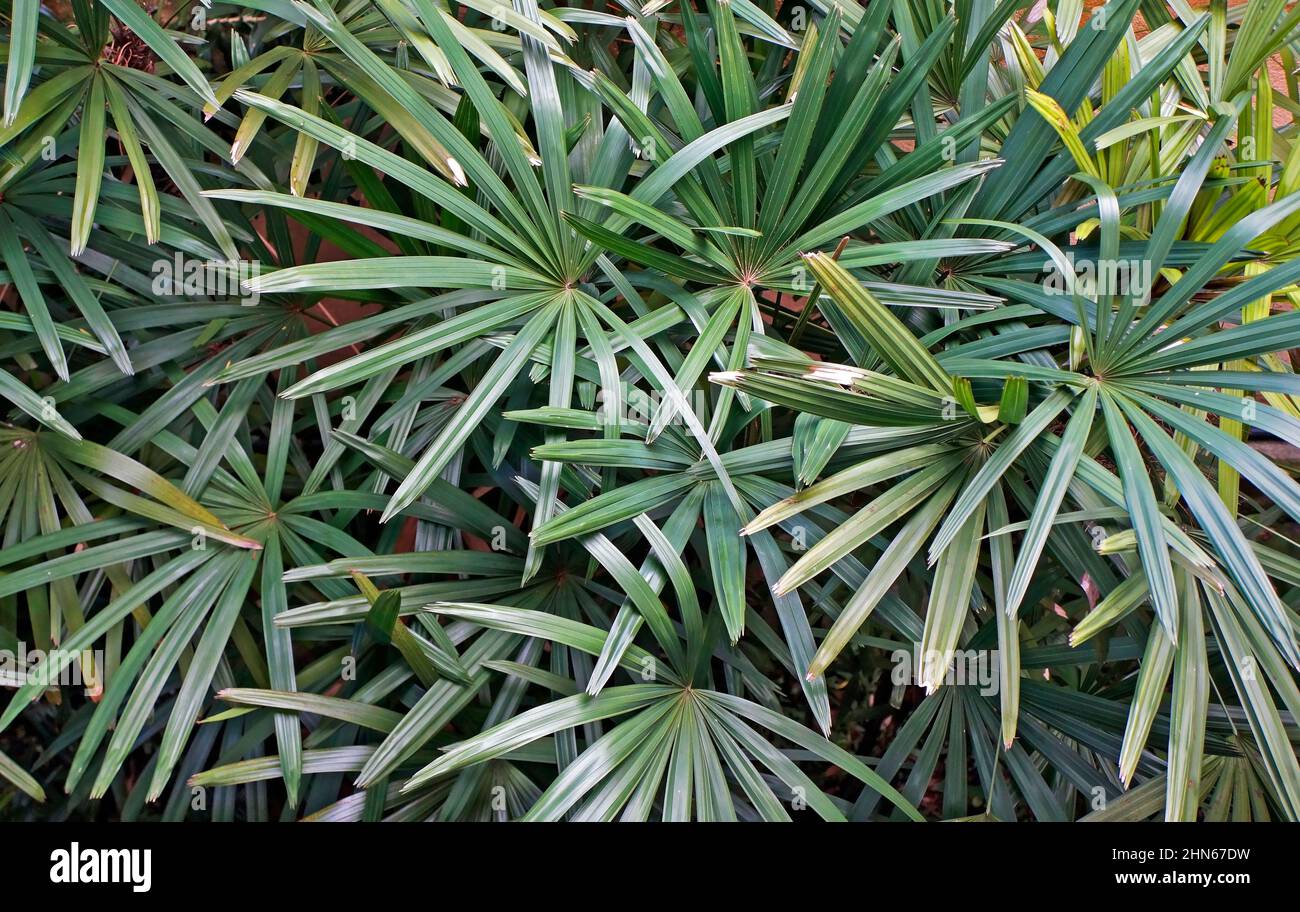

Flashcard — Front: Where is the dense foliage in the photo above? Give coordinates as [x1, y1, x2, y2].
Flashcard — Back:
[1, 0, 1299, 822]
